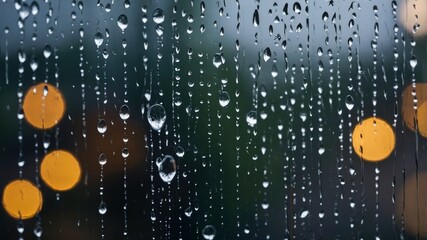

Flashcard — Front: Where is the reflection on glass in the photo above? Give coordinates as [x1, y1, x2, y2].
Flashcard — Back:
[352, 117, 395, 162]
[2, 179, 43, 219]
[23, 83, 65, 130]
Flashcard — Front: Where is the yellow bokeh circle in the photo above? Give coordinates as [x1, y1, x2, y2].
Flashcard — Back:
[41, 150, 81, 191]
[402, 83, 427, 138]
[352, 117, 395, 162]
[23, 83, 66, 130]
[2, 179, 43, 219]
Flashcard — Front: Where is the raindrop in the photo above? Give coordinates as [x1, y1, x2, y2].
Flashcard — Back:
[219, 91, 230, 107]
[345, 95, 354, 110]
[213, 53, 225, 68]
[184, 206, 192, 217]
[147, 104, 166, 131]
[263, 47, 271, 62]
[43, 45, 52, 59]
[300, 209, 309, 218]
[176, 146, 185, 158]
[152, 8, 165, 24]
[117, 14, 128, 32]
[157, 155, 177, 183]
[246, 111, 257, 127]
[253, 9, 259, 27]
[97, 119, 107, 134]
[98, 202, 107, 214]
[119, 104, 130, 120]
[17, 220, 24, 233]
[98, 153, 107, 165]
[293, 2, 301, 14]
[202, 225, 216, 240]
[94, 32, 104, 47]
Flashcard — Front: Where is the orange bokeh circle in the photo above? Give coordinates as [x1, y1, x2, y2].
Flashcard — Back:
[2, 179, 43, 219]
[41, 150, 81, 191]
[23, 83, 66, 130]
[352, 117, 395, 162]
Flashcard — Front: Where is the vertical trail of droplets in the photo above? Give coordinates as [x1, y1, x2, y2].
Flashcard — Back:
[316, 10, 326, 236]
[234, 1, 241, 237]
[170, 1, 183, 238]
[15, 1, 27, 238]
[4, 26, 9, 85]
[248, 1, 260, 237]
[346, 1, 357, 235]
[117, 7, 130, 238]
[140, 5, 157, 239]
[408, 2, 420, 239]
[390, 1, 399, 236]
[216, 0, 225, 235]
[77, 1, 88, 189]
[95, 3, 107, 238]
[371, 6, 381, 239]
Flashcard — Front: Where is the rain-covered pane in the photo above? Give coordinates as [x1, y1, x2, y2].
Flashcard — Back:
[0, 0, 427, 239]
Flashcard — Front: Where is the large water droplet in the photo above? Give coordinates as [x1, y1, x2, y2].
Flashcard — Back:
[117, 14, 128, 31]
[152, 8, 165, 24]
[94, 32, 104, 47]
[147, 104, 166, 131]
[213, 53, 225, 68]
[119, 104, 130, 120]
[97, 119, 107, 134]
[246, 111, 257, 127]
[99, 153, 107, 165]
[202, 225, 216, 240]
[345, 95, 354, 110]
[157, 155, 177, 183]
[219, 91, 230, 107]
[98, 202, 107, 214]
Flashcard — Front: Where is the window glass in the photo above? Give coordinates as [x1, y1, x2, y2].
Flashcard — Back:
[0, 0, 426, 239]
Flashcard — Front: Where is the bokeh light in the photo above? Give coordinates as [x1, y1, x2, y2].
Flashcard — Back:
[40, 150, 81, 191]
[396, 172, 427, 238]
[398, 0, 427, 38]
[402, 83, 427, 137]
[2, 179, 43, 219]
[352, 117, 395, 162]
[23, 83, 66, 130]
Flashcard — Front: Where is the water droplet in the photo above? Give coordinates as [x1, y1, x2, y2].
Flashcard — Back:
[17, 220, 24, 233]
[202, 225, 216, 239]
[99, 153, 107, 165]
[152, 8, 165, 24]
[117, 14, 128, 32]
[213, 53, 225, 68]
[94, 32, 104, 47]
[176, 146, 185, 158]
[43, 45, 52, 59]
[157, 155, 177, 183]
[97, 119, 107, 134]
[219, 91, 230, 107]
[122, 148, 129, 158]
[98, 202, 107, 214]
[300, 209, 309, 218]
[263, 47, 271, 62]
[119, 104, 130, 120]
[345, 95, 354, 110]
[147, 104, 166, 131]
[184, 206, 192, 217]
[246, 111, 257, 127]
